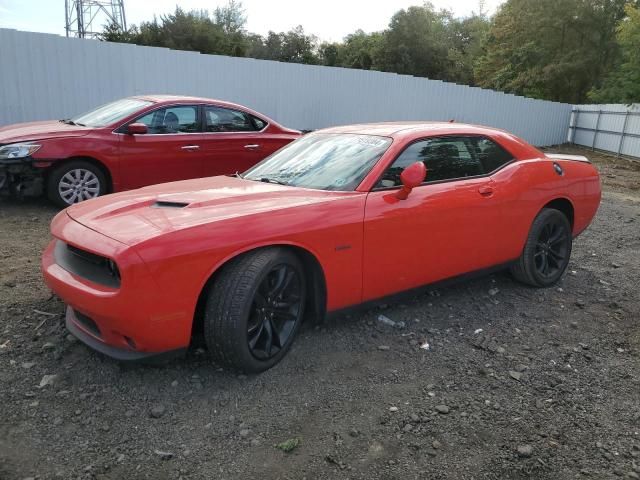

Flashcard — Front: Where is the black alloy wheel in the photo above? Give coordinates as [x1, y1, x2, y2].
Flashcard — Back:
[247, 263, 303, 360]
[533, 219, 570, 280]
[204, 248, 306, 372]
[510, 208, 573, 287]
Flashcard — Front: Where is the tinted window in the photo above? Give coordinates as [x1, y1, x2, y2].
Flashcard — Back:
[377, 136, 513, 188]
[475, 137, 513, 172]
[205, 106, 257, 132]
[251, 115, 267, 130]
[135, 106, 199, 134]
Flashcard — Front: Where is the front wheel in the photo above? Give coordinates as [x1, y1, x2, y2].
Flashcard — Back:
[47, 160, 107, 208]
[510, 208, 573, 287]
[204, 248, 306, 373]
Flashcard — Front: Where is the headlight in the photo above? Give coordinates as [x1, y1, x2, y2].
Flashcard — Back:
[0, 142, 42, 160]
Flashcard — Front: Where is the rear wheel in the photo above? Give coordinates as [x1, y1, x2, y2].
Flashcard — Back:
[510, 208, 572, 287]
[47, 160, 107, 208]
[204, 248, 306, 373]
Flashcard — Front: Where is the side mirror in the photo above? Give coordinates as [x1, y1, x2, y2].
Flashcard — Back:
[127, 123, 148, 135]
[396, 162, 427, 200]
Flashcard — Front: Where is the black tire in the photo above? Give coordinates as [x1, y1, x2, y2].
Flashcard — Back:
[510, 208, 572, 287]
[47, 160, 107, 208]
[204, 248, 306, 373]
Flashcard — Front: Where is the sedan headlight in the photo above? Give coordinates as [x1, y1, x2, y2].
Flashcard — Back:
[0, 142, 42, 160]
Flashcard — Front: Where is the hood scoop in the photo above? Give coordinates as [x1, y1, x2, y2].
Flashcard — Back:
[153, 200, 190, 208]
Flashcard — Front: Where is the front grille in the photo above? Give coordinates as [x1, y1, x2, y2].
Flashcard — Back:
[54, 241, 121, 288]
[74, 310, 101, 337]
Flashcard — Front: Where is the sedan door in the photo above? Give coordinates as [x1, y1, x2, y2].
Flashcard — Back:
[118, 104, 205, 189]
[361, 136, 513, 302]
[200, 105, 288, 177]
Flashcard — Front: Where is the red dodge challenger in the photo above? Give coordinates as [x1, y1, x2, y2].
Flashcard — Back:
[0, 95, 300, 206]
[42, 123, 601, 372]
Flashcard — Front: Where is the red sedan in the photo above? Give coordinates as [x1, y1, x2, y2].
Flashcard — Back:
[0, 95, 300, 206]
[42, 123, 601, 372]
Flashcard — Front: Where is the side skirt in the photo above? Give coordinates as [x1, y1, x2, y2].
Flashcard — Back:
[325, 261, 517, 321]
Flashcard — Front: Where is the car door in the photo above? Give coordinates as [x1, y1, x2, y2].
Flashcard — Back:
[200, 105, 280, 177]
[361, 135, 514, 302]
[118, 104, 204, 189]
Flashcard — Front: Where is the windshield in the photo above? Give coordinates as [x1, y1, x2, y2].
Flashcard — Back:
[70, 98, 153, 127]
[243, 133, 392, 191]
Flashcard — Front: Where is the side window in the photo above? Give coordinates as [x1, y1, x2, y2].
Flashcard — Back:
[251, 115, 267, 130]
[204, 106, 258, 132]
[474, 137, 513, 172]
[377, 136, 513, 188]
[134, 106, 199, 134]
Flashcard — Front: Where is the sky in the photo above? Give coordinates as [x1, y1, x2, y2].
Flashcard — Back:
[0, 0, 503, 42]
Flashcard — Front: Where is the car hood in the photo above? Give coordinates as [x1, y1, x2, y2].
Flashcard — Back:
[0, 120, 93, 144]
[66, 176, 356, 246]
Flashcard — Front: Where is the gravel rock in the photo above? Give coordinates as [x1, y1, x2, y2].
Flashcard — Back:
[435, 405, 450, 414]
[509, 371, 523, 381]
[149, 405, 166, 418]
[154, 450, 174, 460]
[38, 374, 58, 388]
[517, 445, 533, 458]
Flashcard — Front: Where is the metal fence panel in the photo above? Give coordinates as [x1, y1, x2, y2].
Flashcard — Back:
[0, 28, 572, 146]
[569, 103, 640, 158]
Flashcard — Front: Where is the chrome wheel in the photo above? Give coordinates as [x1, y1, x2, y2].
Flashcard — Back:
[58, 168, 101, 205]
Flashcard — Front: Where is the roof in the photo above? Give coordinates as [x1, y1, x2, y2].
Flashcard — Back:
[130, 95, 256, 114]
[132, 94, 216, 103]
[318, 122, 510, 139]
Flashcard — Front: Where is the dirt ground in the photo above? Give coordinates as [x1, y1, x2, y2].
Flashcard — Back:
[0, 145, 639, 480]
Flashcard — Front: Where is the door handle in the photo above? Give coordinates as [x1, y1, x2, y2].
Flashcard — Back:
[181, 145, 200, 151]
[244, 144, 261, 150]
[478, 185, 494, 197]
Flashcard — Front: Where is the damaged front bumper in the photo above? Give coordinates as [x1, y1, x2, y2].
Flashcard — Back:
[0, 157, 46, 197]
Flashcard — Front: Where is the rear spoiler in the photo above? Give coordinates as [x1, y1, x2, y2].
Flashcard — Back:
[545, 153, 590, 163]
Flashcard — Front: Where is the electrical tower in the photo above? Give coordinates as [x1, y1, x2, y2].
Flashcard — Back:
[65, 0, 127, 39]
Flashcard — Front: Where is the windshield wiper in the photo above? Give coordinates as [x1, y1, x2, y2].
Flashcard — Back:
[59, 119, 86, 127]
[233, 171, 244, 179]
[259, 177, 288, 185]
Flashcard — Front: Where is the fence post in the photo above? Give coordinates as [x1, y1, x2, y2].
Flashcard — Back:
[617, 111, 629, 157]
[591, 110, 602, 151]
[570, 109, 579, 144]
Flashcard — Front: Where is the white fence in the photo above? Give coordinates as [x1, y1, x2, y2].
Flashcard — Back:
[569, 104, 640, 158]
[0, 28, 573, 146]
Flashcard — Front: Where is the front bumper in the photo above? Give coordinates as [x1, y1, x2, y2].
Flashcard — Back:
[0, 156, 44, 196]
[41, 215, 194, 358]
[65, 307, 186, 361]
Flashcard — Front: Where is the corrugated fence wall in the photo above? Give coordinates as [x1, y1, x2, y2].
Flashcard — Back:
[0, 28, 572, 146]
[569, 104, 640, 158]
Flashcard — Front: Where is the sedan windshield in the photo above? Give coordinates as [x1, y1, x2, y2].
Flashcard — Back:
[70, 98, 153, 127]
[243, 133, 392, 191]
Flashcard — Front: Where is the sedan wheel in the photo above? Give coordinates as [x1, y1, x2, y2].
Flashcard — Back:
[511, 208, 572, 287]
[47, 160, 107, 208]
[204, 248, 306, 372]
[58, 169, 101, 204]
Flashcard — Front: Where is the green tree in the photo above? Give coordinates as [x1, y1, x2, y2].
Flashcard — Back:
[589, 4, 640, 102]
[475, 0, 629, 103]
[247, 26, 319, 64]
[447, 13, 490, 85]
[376, 4, 454, 79]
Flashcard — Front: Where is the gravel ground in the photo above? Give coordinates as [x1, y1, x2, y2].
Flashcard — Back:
[0, 145, 639, 480]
